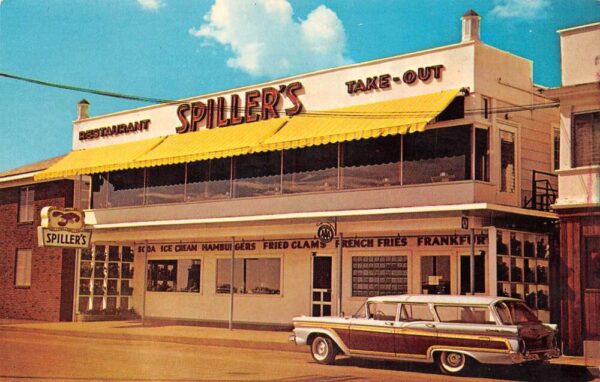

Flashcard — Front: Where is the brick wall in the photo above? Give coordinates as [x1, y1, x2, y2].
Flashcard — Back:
[0, 180, 75, 321]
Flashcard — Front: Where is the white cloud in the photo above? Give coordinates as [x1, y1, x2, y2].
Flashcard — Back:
[490, 0, 550, 19]
[137, 0, 165, 11]
[190, 0, 351, 77]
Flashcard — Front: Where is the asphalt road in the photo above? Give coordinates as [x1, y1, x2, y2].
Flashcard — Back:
[0, 329, 595, 381]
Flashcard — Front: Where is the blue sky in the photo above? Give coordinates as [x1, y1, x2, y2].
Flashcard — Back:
[0, 0, 598, 172]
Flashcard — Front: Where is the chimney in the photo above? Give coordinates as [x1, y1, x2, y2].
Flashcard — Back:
[77, 99, 90, 120]
[461, 9, 481, 43]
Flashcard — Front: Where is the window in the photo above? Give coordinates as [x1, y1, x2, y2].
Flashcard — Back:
[216, 258, 281, 295]
[460, 253, 486, 294]
[403, 125, 471, 185]
[352, 256, 408, 297]
[18, 186, 34, 222]
[495, 301, 540, 324]
[91, 173, 109, 209]
[367, 302, 398, 321]
[500, 130, 516, 193]
[435, 305, 495, 324]
[187, 159, 231, 201]
[283, 144, 338, 193]
[572, 112, 600, 167]
[146, 164, 185, 205]
[107, 169, 145, 207]
[399, 304, 434, 321]
[342, 136, 400, 189]
[475, 128, 490, 181]
[15, 249, 32, 287]
[147, 259, 201, 293]
[482, 97, 490, 120]
[234, 152, 281, 197]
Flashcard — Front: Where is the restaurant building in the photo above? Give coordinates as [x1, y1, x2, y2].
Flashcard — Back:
[34, 11, 559, 329]
[546, 22, 600, 358]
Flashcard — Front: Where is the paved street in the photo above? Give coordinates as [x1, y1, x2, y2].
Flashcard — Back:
[0, 329, 596, 382]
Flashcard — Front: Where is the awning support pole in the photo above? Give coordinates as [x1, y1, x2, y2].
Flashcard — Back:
[229, 236, 235, 330]
[338, 232, 343, 316]
[470, 229, 475, 295]
[142, 240, 148, 321]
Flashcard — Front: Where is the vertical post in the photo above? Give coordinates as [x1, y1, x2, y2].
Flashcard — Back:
[338, 232, 343, 316]
[72, 249, 81, 322]
[141, 240, 148, 321]
[229, 237, 235, 330]
[488, 227, 498, 296]
[470, 228, 475, 295]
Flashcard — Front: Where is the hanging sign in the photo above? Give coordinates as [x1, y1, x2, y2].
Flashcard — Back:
[38, 207, 91, 249]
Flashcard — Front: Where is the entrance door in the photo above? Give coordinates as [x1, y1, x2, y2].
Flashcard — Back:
[420, 255, 451, 295]
[312, 256, 332, 317]
[584, 238, 600, 342]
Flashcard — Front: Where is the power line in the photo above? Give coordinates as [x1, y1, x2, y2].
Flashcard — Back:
[0, 70, 559, 117]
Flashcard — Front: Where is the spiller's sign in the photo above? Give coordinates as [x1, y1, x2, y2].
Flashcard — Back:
[38, 207, 91, 249]
[175, 82, 304, 134]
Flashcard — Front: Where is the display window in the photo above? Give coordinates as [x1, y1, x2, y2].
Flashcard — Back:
[216, 257, 281, 295]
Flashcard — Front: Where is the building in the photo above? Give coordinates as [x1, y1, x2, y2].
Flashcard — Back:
[32, 11, 559, 329]
[547, 22, 600, 358]
[0, 155, 81, 321]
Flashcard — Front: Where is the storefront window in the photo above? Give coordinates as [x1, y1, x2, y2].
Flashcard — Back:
[460, 252, 486, 294]
[146, 259, 201, 293]
[186, 159, 231, 201]
[572, 111, 600, 167]
[500, 130, 516, 193]
[352, 256, 408, 297]
[475, 128, 490, 181]
[234, 152, 281, 197]
[283, 144, 338, 193]
[146, 164, 185, 205]
[403, 125, 471, 185]
[342, 136, 400, 189]
[216, 258, 281, 295]
[107, 169, 145, 207]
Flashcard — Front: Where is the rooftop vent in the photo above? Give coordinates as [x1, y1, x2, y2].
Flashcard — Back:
[461, 9, 481, 43]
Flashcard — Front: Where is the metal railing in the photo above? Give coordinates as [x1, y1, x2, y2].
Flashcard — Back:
[523, 170, 558, 211]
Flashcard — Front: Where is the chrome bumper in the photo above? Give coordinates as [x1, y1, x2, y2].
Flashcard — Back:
[510, 348, 561, 363]
[288, 333, 307, 346]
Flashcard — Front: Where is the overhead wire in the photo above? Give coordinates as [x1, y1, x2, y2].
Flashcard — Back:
[0, 70, 559, 117]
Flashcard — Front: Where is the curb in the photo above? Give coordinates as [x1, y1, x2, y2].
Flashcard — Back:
[0, 326, 305, 354]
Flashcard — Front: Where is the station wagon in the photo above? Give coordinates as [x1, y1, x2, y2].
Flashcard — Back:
[290, 295, 560, 375]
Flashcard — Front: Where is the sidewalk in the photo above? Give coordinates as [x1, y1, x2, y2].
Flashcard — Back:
[0, 318, 302, 353]
[1, 318, 598, 371]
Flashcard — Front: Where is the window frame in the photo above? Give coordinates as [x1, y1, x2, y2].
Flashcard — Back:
[215, 255, 283, 296]
[146, 257, 203, 294]
[14, 248, 32, 288]
[18, 186, 35, 223]
[499, 128, 517, 193]
[571, 110, 600, 168]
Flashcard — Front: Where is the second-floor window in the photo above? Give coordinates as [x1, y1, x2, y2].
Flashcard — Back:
[500, 130, 516, 193]
[18, 186, 35, 223]
[15, 249, 32, 287]
[573, 111, 600, 167]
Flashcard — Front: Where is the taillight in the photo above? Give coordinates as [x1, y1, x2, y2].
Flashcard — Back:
[547, 335, 557, 349]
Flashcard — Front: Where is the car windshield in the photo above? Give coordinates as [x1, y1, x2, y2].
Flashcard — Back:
[495, 301, 540, 325]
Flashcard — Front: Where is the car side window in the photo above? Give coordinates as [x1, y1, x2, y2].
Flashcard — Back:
[399, 303, 434, 322]
[435, 305, 497, 324]
[368, 302, 398, 321]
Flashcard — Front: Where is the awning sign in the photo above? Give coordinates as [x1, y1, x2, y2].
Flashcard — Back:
[38, 207, 91, 249]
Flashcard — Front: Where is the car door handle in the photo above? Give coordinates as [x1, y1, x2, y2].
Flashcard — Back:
[425, 323, 436, 328]
[384, 322, 395, 326]
[486, 329, 501, 333]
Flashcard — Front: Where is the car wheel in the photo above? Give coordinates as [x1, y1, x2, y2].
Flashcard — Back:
[311, 336, 337, 365]
[437, 351, 471, 375]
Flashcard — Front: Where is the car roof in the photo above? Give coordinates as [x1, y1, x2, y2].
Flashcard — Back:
[366, 294, 521, 305]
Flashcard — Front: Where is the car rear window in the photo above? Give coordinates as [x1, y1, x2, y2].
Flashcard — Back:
[435, 305, 496, 324]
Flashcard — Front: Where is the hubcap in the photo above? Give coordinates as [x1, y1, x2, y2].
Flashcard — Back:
[313, 339, 328, 360]
[447, 353, 463, 367]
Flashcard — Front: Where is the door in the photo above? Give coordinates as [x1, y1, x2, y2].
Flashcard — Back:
[420, 255, 451, 295]
[396, 303, 437, 358]
[311, 256, 332, 317]
[584, 237, 600, 341]
[348, 301, 398, 355]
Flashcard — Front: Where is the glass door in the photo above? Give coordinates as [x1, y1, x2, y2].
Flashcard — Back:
[311, 256, 332, 316]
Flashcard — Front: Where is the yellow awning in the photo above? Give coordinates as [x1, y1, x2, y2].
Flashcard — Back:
[253, 89, 460, 152]
[133, 117, 287, 168]
[35, 137, 166, 181]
